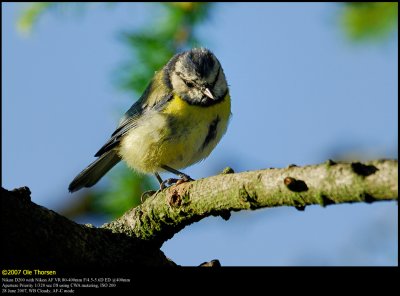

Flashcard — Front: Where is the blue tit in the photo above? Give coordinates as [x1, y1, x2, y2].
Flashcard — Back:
[69, 48, 231, 193]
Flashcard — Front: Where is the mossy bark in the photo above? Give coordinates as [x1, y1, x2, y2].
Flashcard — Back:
[103, 159, 398, 247]
[1, 159, 397, 267]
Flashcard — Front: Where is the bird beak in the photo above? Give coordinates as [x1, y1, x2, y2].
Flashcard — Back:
[203, 88, 215, 100]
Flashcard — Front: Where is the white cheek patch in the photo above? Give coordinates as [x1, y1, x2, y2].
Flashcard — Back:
[170, 73, 187, 94]
[188, 88, 202, 99]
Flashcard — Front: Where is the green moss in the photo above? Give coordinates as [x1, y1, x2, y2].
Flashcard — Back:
[325, 159, 337, 167]
[221, 167, 235, 174]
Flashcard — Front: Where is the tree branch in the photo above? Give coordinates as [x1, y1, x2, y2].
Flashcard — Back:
[0, 187, 175, 268]
[103, 159, 398, 246]
[2, 159, 397, 267]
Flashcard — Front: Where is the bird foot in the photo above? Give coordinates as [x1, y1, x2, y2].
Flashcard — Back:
[160, 174, 194, 190]
[140, 190, 157, 203]
[141, 174, 194, 203]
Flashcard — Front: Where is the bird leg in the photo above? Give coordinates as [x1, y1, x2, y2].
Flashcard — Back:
[140, 190, 157, 203]
[160, 165, 194, 189]
[140, 172, 163, 202]
[141, 169, 194, 203]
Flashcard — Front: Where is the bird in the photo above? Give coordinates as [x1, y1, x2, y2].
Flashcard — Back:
[68, 47, 231, 195]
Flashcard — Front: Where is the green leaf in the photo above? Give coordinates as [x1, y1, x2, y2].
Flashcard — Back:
[341, 2, 398, 42]
[17, 2, 53, 35]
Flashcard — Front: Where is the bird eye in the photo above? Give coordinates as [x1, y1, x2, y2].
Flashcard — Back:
[184, 80, 195, 88]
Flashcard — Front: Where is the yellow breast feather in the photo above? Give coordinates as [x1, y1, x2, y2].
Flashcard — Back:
[119, 93, 230, 173]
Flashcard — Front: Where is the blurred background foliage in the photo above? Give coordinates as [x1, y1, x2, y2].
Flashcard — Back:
[15, 2, 398, 220]
[341, 2, 398, 41]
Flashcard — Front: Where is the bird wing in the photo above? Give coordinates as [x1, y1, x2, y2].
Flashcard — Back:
[94, 76, 173, 157]
[94, 101, 142, 157]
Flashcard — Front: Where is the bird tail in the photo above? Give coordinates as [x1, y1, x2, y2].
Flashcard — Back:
[68, 150, 121, 193]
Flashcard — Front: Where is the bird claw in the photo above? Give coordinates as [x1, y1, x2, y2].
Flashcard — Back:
[141, 173, 194, 203]
[159, 174, 194, 190]
[140, 190, 157, 203]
